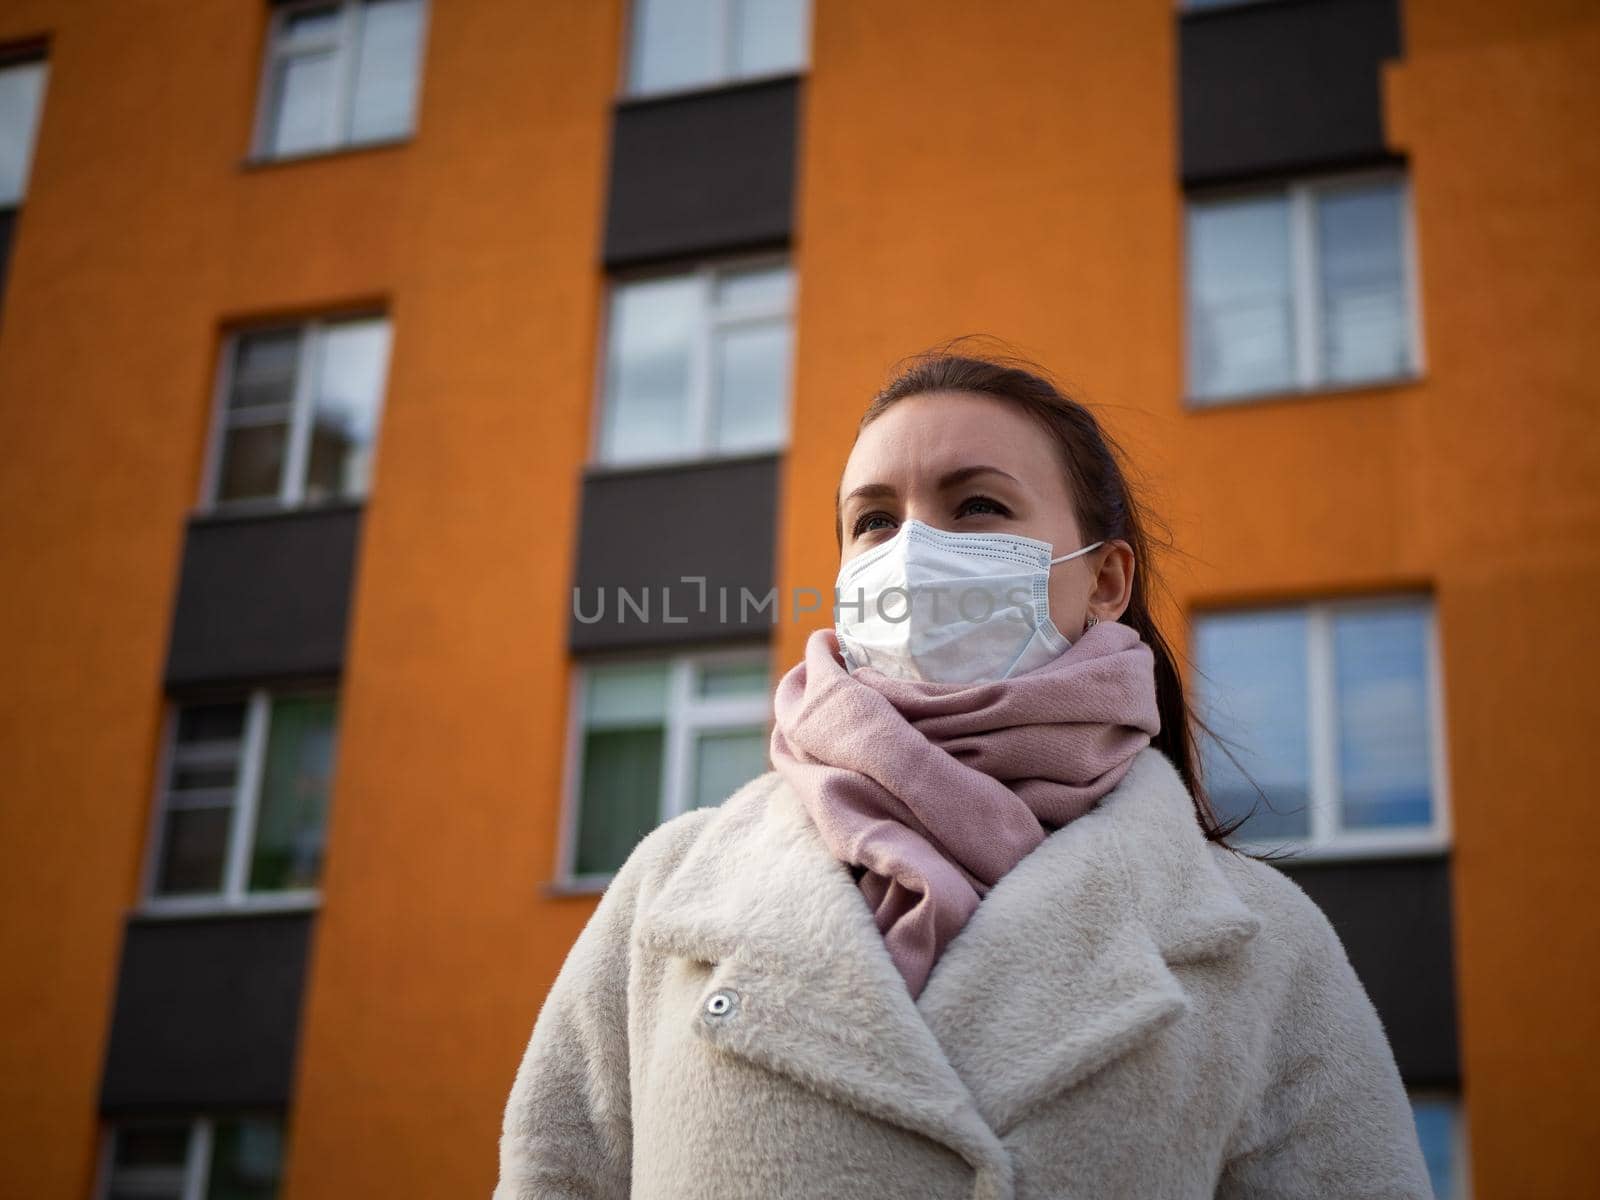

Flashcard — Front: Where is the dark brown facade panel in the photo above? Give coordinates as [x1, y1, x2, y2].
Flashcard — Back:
[163, 505, 362, 689]
[0, 207, 15, 319]
[570, 454, 779, 652]
[99, 912, 313, 1113]
[1280, 854, 1458, 1087]
[1179, 0, 1402, 186]
[603, 75, 799, 269]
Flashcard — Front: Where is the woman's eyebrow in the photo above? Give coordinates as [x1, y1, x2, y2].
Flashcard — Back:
[840, 481, 898, 507]
[841, 465, 1022, 509]
[937, 465, 1021, 489]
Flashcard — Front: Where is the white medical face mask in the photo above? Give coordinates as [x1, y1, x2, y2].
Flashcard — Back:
[834, 519, 1104, 685]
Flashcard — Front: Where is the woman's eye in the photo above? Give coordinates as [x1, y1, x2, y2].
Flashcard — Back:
[853, 512, 896, 537]
[957, 495, 1010, 519]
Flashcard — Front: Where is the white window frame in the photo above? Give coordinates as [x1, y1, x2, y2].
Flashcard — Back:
[1203, 593, 1451, 861]
[553, 646, 773, 892]
[1184, 165, 1425, 405]
[592, 252, 795, 468]
[139, 686, 337, 917]
[198, 312, 389, 513]
[620, 0, 812, 101]
[249, 0, 430, 161]
[95, 1113, 284, 1200]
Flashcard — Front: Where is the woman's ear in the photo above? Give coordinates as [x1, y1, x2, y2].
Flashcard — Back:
[1090, 540, 1136, 622]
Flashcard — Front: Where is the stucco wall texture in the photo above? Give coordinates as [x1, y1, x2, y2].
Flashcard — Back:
[0, 2, 1594, 1197]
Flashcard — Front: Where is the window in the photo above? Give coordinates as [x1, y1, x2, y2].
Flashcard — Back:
[253, 0, 427, 160]
[1185, 169, 1420, 403]
[144, 690, 339, 910]
[0, 53, 46, 208]
[0, 50, 48, 314]
[597, 258, 795, 466]
[203, 314, 392, 510]
[625, 0, 810, 98]
[1190, 594, 1448, 857]
[1410, 1090, 1471, 1199]
[99, 1114, 285, 1200]
[563, 649, 772, 882]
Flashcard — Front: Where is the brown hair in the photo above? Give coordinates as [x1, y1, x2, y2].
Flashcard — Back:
[842, 337, 1279, 858]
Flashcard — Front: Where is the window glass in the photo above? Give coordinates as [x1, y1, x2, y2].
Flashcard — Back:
[151, 693, 342, 903]
[219, 329, 299, 503]
[628, 0, 723, 94]
[1192, 608, 1312, 840]
[714, 262, 793, 310]
[1317, 179, 1410, 385]
[169, 702, 246, 795]
[107, 1173, 187, 1199]
[584, 662, 671, 725]
[600, 275, 700, 463]
[0, 58, 48, 207]
[572, 655, 771, 876]
[249, 696, 339, 892]
[1411, 1094, 1465, 1200]
[105, 1116, 285, 1200]
[628, 0, 807, 94]
[697, 659, 769, 697]
[107, 1176, 189, 1198]
[169, 754, 238, 793]
[110, 1121, 191, 1167]
[106, 1120, 190, 1200]
[213, 318, 390, 507]
[285, 4, 343, 41]
[155, 702, 248, 897]
[692, 728, 769, 808]
[229, 329, 300, 411]
[575, 728, 665, 875]
[175, 701, 248, 745]
[305, 317, 391, 502]
[155, 806, 234, 896]
[1334, 604, 1433, 829]
[575, 664, 670, 875]
[208, 1116, 285, 1200]
[349, 0, 426, 142]
[267, 50, 339, 156]
[1185, 173, 1416, 403]
[712, 321, 790, 453]
[598, 263, 793, 464]
[262, 0, 425, 158]
[1192, 598, 1442, 850]
[1186, 192, 1295, 400]
[217, 422, 291, 503]
[732, 0, 809, 78]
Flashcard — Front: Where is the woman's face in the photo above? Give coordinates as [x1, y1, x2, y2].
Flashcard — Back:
[837, 390, 1135, 637]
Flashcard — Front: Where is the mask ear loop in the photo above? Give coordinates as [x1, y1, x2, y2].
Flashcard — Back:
[997, 540, 1107, 680]
[1049, 540, 1106, 642]
[1050, 539, 1104, 565]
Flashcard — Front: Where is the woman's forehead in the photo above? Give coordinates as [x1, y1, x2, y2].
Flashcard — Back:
[841, 392, 1056, 494]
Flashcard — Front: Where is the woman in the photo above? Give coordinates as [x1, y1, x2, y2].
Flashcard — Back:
[495, 348, 1433, 1199]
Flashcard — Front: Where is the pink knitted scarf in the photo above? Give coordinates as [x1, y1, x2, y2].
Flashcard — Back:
[768, 620, 1161, 999]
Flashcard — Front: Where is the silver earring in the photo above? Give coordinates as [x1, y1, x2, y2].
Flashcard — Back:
[1084, 614, 1100, 632]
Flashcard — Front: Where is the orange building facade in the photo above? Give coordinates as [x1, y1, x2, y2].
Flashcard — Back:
[0, 1, 1595, 1198]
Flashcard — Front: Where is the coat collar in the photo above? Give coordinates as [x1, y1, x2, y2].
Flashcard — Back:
[634, 746, 1262, 1200]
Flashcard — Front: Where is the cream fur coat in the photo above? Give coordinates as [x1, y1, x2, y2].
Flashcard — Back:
[494, 746, 1433, 1199]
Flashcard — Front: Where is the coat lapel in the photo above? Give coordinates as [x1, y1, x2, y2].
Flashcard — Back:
[635, 772, 1017, 1197]
[633, 746, 1261, 1196]
[913, 746, 1264, 1137]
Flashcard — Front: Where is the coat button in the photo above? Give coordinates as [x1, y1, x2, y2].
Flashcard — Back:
[704, 988, 737, 1017]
